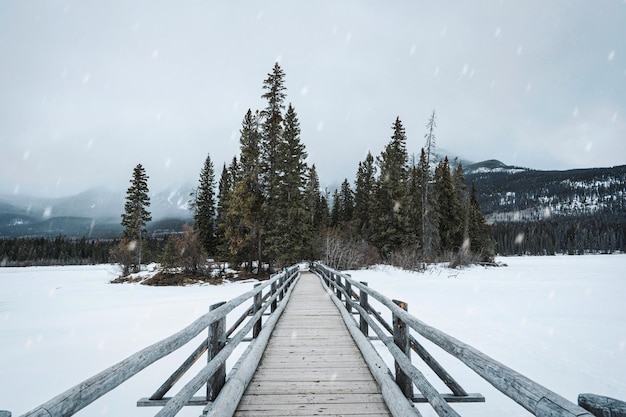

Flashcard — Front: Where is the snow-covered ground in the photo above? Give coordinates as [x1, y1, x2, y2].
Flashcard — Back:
[1, 255, 625, 416]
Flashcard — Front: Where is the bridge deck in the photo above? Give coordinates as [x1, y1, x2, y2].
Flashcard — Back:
[234, 272, 392, 417]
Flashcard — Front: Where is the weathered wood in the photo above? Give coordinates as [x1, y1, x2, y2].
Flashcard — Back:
[410, 337, 468, 397]
[253, 283, 262, 338]
[148, 337, 207, 401]
[319, 274, 421, 417]
[270, 281, 277, 312]
[359, 281, 369, 337]
[339, 282, 461, 417]
[203, 272, 300, 417]
[412, 393, 485, 403]
[392, 299, 413, 400]
[230, 273, 397, 417]
[339, 270, 595, 417]
[345, 280, 352, 313]
[207, 301, 226, 401]
[578, 393, 626, 417]
[154, 270, 300, 417]
[137, 396, 209, 407]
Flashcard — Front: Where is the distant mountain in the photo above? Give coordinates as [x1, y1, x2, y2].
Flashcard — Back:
[0, 184, 194, 238]
[466, 161, 626, 254]
[466, 162, 626, 223]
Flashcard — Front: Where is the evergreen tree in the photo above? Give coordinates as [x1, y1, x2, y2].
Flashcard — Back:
[338, 178, 355, 224]
[259, 63, 287, 269]
[304, 164, 326, 260]
[468, 183, 494, 261]
[228, 110, 264, 273]
[215, 163, 233, 263]
[354, 152, 376, 239]
[433, 157, 463, 254]
[371, 117, 411, 256]
[120, 163, 151, 271]
[407, 161, 423, 248]
[266, 103, 309, 267]
[330, 188, 341, 228]
[192, 154, 217, 257]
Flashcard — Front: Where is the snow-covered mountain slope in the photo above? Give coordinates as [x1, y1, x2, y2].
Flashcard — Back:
[0, 184, 194, 238]
[466, 163, 626, 223]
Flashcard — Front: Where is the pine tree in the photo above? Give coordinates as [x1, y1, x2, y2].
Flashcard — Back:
[433, 157, 463, 255]
[338, 178, 355, 224]
[354, 152, 376, 239]
[215, 163, 233, 263]
[330, 188, 341, 228]
[267, 103, 309, 267]
[371, 117, 411, 256]
[304, 164, 325, 260]
[228, 110, 265, 273]
[192, 154, 217, 257]
[407, 161, 422, 248]
[259, 63, 287, 269]
[120, 163, 151, 272]
[468, 183, 494, 261]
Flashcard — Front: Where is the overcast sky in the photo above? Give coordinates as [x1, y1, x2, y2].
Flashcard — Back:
[1, 1, 625, 197]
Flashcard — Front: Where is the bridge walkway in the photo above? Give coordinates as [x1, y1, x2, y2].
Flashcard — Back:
[233, 272, 392, 417]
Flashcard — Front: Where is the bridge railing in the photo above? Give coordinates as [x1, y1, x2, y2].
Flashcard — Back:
[311, 262, 603, 417]
[11, 266, 299, 417]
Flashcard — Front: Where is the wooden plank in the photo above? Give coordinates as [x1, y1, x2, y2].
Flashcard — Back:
[237, 393, 387, 406]
[233, 273, 392, 417]
[235, 402, 391, 415]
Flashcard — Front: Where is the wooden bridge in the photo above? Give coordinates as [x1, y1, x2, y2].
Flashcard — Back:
[5, 264, 625, 417]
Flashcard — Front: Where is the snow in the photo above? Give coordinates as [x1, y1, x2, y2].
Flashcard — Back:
[1, 256, 625, 416]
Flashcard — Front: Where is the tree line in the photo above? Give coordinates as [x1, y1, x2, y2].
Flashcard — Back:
[1, 63, 493, 272]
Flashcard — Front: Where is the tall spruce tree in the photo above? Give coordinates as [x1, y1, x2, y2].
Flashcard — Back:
[215, 161, 234, 263]
[338, 178, 355, 224]
[468, 183, 494, 261]
[259, 63, 287, 269]
[304, 164, 326, 260]
[267, 103, 309, 267]
[354, 152, 376, 239]
[228, 110, 264, 273]
[371, 117, 411, 256]
[120, 163, 151, 271]
[433, 157, 463, 254]
[192, 154, 217, 256]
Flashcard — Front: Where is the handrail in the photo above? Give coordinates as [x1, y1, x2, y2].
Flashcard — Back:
[16, 266, 299, 417]
[311, 262, 597, 417]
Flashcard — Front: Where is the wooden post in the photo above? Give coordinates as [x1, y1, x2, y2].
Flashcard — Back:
[270, 281, 277, 313]
[207, 301, 226, 401]
[253, 283, 262, 338]
[335, 274, 342, 300]
[345, 279, 352, 313]
[393, 299, 413, 399]
[359, 282, 369, 337]
[279, 275, 285, 301]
